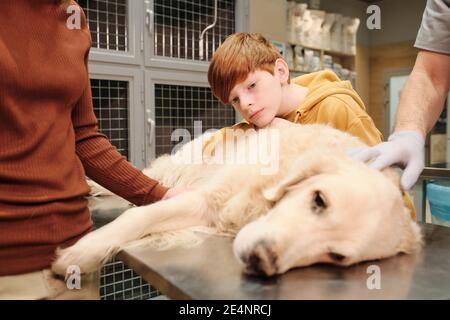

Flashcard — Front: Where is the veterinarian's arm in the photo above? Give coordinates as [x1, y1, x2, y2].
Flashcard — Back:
[349, 51, 450, 190]
[71, 76, 169, 205]
[396, 51, 450, 135]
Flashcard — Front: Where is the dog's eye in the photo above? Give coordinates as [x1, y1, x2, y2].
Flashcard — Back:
[312, 190, 327, 213]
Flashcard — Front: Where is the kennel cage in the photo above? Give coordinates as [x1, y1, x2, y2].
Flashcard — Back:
[90, 78, 162, 300]
[78, 0, 239, 299]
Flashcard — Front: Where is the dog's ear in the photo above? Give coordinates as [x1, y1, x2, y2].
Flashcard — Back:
[394, 200, 423, 254]
[263, 150, 340, 202]
[397, 219, 423, 254]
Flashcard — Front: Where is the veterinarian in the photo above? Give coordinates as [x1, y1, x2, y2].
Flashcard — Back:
[0, 0, 184, 299]
[350, 0, 450, 191]
[206, 32, 416, 219]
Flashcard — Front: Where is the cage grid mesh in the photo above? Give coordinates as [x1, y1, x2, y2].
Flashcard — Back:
[100, 258, 161, 300]
[79, 0, 128, 51]
[91, 79, 130, 158]
[90, 78, 161, 300]
[154, 0, 235, 61]
[154, 84, 236, 156]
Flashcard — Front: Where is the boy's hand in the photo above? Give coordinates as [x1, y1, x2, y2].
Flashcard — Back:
[265, 117, 296, 129]
[348, 131, 425, 190]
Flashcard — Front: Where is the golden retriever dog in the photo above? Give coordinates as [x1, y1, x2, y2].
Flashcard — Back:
[51, 123, 422, 277]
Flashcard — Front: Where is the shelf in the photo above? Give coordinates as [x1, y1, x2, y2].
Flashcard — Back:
[289, 68, 357, 89]
[287, 41, 356, 57]
[323, 49, 356, 58]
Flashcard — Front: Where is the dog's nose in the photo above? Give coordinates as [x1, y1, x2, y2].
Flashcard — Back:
[239, 239, 278, 277]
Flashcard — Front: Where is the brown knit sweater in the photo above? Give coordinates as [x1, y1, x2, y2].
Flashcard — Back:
[0, 0, 168, 276]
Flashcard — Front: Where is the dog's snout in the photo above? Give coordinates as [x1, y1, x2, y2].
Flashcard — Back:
[239, 239, 278, 277]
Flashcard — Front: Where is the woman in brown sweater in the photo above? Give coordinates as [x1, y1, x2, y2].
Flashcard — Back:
[0, 0, 179, 299]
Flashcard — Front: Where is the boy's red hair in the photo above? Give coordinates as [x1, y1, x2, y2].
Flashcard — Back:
[208, 33, 288, 104]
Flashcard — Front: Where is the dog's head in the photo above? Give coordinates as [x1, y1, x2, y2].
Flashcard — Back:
[233, 149, 422, 277]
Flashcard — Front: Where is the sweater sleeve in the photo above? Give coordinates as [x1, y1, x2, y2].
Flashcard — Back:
[71, 75, 168, 206]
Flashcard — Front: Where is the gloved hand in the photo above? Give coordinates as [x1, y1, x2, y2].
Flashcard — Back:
[348, 131, 425, 190]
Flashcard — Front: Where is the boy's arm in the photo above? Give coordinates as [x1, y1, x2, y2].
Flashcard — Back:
[315, 95, 383, 146]
[72, 77, 169, 205]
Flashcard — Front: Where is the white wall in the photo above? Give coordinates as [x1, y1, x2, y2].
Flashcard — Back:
[249, 0, 287, 42]
[370, 0, 427, 46]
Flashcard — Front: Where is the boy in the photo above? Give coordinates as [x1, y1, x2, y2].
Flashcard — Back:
[205, 32, 415, 218]
[207, 32, 381, 145]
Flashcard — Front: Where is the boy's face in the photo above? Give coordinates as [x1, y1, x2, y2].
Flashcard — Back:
[228, 67, 284, 128]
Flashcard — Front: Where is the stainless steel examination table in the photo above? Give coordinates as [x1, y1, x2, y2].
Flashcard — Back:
[90, 195, 450, 300]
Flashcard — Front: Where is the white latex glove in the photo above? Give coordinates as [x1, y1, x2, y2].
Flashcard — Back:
[347, 131, 425, 190]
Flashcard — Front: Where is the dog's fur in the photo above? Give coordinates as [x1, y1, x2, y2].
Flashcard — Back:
[52, 124, 422, 277]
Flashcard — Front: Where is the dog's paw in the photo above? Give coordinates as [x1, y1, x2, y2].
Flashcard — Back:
[51, 242, 118, 277]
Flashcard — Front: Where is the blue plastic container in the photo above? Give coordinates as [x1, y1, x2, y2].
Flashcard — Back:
[427, 181, 450, 227]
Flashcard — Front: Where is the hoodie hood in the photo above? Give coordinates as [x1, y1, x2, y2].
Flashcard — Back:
[290, 70, 365, 116]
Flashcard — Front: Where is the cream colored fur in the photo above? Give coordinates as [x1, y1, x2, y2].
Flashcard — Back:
[52, 123, 422, 277]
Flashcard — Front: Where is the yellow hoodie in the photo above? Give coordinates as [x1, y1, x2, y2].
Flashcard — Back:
[206, 70, 382, 146]
[203, 70, 415, 218]
[285, 70, 383, 146]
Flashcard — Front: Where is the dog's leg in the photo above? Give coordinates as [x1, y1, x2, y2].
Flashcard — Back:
[52, 190, 208, 276]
